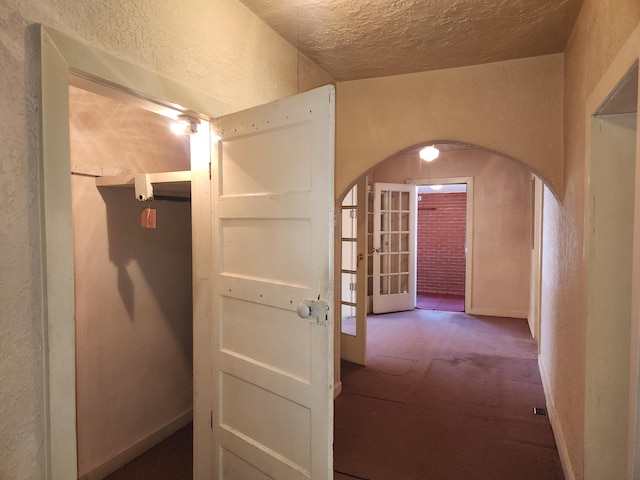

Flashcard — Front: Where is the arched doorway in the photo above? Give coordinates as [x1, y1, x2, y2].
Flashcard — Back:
[334, 141, 556, 479]
[337, 141, 543, 366]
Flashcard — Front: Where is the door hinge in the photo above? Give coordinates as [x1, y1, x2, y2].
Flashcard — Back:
[210, 410, 213, 430]
[208, 162, 212, 180]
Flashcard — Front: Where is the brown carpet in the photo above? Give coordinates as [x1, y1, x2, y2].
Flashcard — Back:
[104, 310, 562, 480]
[103, 423, 192, 480]
[416, 293, 465, 312]
[334, 310, 564, 480]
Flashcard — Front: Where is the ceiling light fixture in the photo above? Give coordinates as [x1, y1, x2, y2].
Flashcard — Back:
[419, 145, 440, 162]
[430, 185, 442, 191]
[170, 113, 201, 135]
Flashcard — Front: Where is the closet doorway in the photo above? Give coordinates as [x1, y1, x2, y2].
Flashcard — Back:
[69, 80, 205, 479]
[41, 27, 335, 480]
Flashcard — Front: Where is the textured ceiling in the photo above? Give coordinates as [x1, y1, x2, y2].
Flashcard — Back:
[239, 0, 584, 81]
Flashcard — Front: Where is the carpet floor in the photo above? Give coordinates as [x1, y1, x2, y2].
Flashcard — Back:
[416, 293, 465, 312]
[334, 309, 564, 480]
[105, 309, 562, 480]
[103, 423, 192, 480]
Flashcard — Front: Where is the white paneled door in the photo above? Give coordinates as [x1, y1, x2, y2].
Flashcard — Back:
[372, 183, 417, 314]
[211, 86, 335, 479]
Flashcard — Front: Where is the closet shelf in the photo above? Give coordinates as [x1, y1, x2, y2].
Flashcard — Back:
[96, 170, 191, 198]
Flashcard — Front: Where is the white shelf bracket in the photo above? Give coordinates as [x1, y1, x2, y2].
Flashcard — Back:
[135, 173, 153, 201]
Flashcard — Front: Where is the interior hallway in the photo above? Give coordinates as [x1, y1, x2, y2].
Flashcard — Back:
[334, 309, 563, 480]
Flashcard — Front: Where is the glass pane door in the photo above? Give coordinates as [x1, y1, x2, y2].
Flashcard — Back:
[372, 183, 417, 314]
[341, 185, 358, 335]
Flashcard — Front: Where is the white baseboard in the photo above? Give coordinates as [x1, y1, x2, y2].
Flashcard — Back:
[538, 357, 577, 480]
[466, 306, 528, 319]
[79, 409, 193, 480]
[334, 380, 343, 398]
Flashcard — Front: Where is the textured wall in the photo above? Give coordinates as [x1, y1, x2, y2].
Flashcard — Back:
[335, 53, 563, 199]
[417, 193, 466, 296]
[540, 1, 640, 479]
[0, 1, 332, 478]
[70, 86, 193, 477]
[371, 148, 531, 318]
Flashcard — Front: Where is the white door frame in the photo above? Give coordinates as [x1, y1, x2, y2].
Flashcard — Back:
[529, 175, 544, 345]
[407, 177, 473, 312]
[584, 60, 639, 479]
[39, 25, 226, 479]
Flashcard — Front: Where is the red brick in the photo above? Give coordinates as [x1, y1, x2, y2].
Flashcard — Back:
[417, 192, 466, 295]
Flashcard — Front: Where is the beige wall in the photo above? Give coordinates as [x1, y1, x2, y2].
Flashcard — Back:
[371, 148, 531, 318]
[0, 1, 332, 478]
[5, 0, 640, 479]
[335, 53, 564, 200]
[70, 87, 193, 477]
[539, 2, 640, 479]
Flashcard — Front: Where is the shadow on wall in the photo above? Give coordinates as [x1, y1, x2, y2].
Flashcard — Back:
[99, 187, 192, 337]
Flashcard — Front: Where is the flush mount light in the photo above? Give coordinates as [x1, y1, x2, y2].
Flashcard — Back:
[170, 121, 188, 135]
[430, 185, 443, 191]
[170, 113, 201, 135]
[419, 145, 440, 162]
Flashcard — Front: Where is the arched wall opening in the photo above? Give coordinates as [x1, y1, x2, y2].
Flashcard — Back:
[334, 140, 547, 378]
[333, 52, 563, 373]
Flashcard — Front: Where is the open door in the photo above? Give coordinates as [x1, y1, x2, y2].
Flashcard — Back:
[339, 179, 368, 366]
[372, 182, 417, 314]
[210, 86, 335, 479]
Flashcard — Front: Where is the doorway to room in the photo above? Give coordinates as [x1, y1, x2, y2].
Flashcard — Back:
[585, 62, 638, 477]
[415, 182, 467, 313]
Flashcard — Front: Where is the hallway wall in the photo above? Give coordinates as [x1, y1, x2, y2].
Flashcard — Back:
[540, 2, 640, 479]
[0, 1, 332, 478]
[335, 53, 563, 199]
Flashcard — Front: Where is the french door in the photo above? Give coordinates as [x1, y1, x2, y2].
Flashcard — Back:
[372, 183, 417, 314]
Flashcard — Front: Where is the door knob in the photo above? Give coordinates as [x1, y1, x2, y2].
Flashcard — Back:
[296, 300, 329, 325]
[297, 302, 311, 319]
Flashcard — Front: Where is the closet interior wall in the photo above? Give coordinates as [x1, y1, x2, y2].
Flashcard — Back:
[69, 85, 194, 478]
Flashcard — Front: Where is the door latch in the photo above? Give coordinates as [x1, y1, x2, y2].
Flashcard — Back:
[296, 300, 329, 325]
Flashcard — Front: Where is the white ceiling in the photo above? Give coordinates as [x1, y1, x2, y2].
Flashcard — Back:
[239, 0, 584, 81]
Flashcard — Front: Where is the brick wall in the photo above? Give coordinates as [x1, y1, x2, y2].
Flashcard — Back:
[417, 192, 466, 295]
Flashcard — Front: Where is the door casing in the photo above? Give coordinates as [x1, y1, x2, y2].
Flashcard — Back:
[408, 177, 473, 313]
[39, 25, 225, 479]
